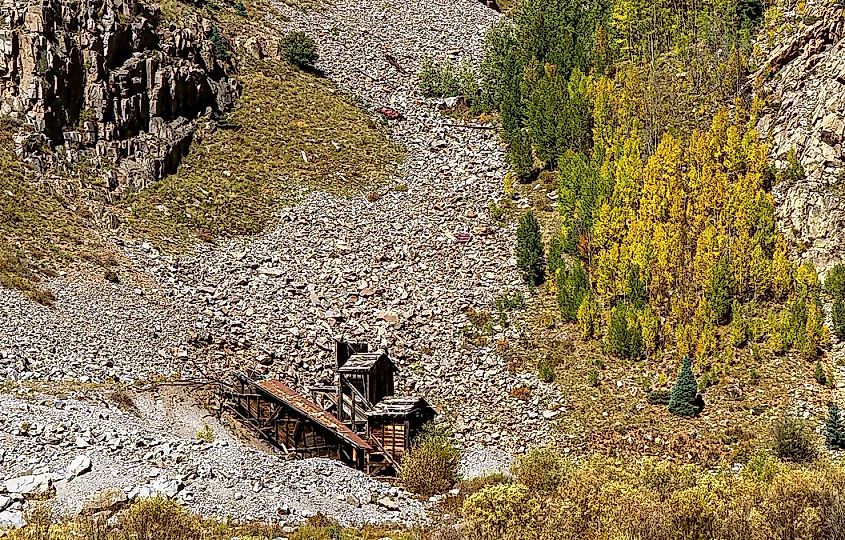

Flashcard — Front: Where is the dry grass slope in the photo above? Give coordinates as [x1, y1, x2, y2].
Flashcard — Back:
[0, 119, 114, 304]
[7, 499, 427, 540]
[125, 59, 402, 245]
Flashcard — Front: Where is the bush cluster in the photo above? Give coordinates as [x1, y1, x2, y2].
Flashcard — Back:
[463, 452, 845, 540]
[417, 57, 479, 100]
[281, 31, 319, 70]
[769, 415, 819, 463]
[400, 423, 461, 496]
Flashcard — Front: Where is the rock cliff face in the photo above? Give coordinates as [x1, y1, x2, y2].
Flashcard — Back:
[0, 0, 239, 191]
[756, 4, 845, 271]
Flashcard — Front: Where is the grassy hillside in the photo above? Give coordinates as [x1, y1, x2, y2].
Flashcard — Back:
[0, 119, 115, 304]
[125, 59, 401, 245]
[0, 0, 402, 297]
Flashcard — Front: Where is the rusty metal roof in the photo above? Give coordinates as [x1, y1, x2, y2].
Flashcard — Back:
[254, 379, 372, 451]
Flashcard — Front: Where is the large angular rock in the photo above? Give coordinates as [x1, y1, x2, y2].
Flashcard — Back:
[4, 474, 51, 495]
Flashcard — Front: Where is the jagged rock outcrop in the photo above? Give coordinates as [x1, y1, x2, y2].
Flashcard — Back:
[0, 0, 239, 191]
[756, 4, 845, 271]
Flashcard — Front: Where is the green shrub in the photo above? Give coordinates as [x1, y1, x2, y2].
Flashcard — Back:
[557, 261, 589, 321]
[647, 389, 671, 405]
[400, 423, 460, 496]
[516, 210, 546, 285]
[668, 357, 704, 416]
[604, 303, 644, 359]
[281, 31, 319, 70]
[769, 415, 819, 463]
[825, 403, 845, 450]
[234, 1, 248, 16]
[537, 356, 555, 383]
[417, 57, 479, 99]
[104, 269, 120, 283]
[587, 367, 600, 387]
[209, 26, 229, 61]
[825, 263, 845, 298]
[779, 146, 805, 184]
[815, 361, 828, 386]
[196, 423, 215, 443]
[512, 446, 570, 493]
[494, 289, 525, 313]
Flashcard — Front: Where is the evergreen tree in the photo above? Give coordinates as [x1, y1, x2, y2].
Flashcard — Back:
[668, 357, 704, 416]
[281, 31, 319, 70]
[625, 265, 648, 308]
[825, 263, 845, 299]
[516, 211, 546, 285]
[557, 261, 589, 321]
[604, 302, 644, 359]
[705, 256, 734, 325]
[825, 403, 845, 450]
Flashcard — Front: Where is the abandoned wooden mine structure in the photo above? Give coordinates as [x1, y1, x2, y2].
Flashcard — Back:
[226, 340, 435, 475]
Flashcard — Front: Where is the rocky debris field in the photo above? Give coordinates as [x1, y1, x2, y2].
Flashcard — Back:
[0, 388, 424, 526]
[0, 0, 563, 525]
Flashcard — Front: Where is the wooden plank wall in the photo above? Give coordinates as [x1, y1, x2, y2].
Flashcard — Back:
[231, 380, 343, 460]
[370, 419, 408, 460]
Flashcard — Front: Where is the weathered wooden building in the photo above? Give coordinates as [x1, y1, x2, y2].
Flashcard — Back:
[365, 396, 436, 475]
[227, 340, 437, 475]
[228, 374, 372, 469]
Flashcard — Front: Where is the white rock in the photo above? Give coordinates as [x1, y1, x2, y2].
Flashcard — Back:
[0, 510, 25, 529]
[66, 455, 92, 479]
[5, 474, 51, 495]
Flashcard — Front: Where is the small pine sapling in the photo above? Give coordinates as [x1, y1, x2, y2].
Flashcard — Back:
[668, 357, 704, 416]
[825, 403, 845, 449]
[516, 210, 546, 285]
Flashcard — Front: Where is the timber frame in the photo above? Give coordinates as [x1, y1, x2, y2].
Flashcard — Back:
[225, 340, 437, 476]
